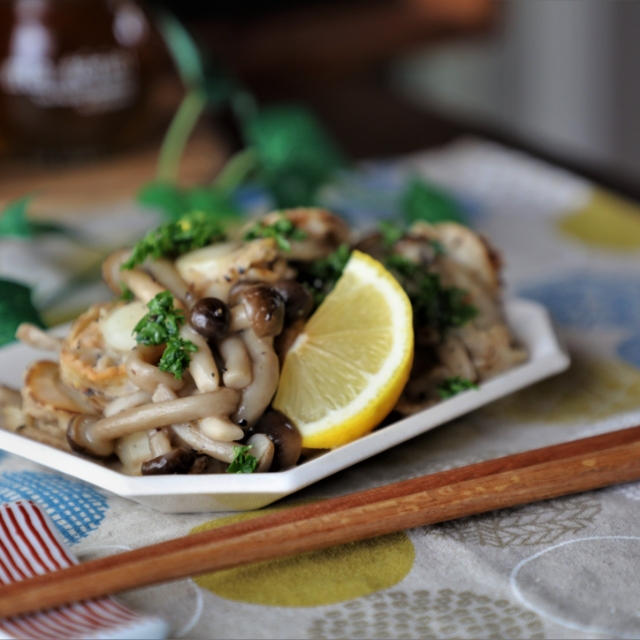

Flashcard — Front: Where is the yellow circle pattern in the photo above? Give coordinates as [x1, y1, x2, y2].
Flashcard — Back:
[558, 189, 640, 251]
[191, 508, 415, 607]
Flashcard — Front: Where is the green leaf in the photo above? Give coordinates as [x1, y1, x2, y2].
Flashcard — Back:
[155, 11, 206, 89]
[138, 182, 187, 220]
[245, 105, 345, 208]
[401, 179, 466, 225]
[226, 445, 259, 473]
[0, 196, 77, 239]
[437, 376, 478, 399]
[184, 187, 240, 221]
[137, 181, 241, 222]
[0, 197, 33, 237]
[0, 279, 44, 347]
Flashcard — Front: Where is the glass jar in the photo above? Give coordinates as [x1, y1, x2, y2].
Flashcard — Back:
[0, 0, 169, 159]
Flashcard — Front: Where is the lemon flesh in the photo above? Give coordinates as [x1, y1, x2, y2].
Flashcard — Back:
[273, 250, 414, 449]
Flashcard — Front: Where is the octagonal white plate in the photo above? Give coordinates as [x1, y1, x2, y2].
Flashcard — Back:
[0, 298, 568, 513]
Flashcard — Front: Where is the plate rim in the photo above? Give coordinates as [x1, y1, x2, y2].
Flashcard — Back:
[0, 297, 569, 499]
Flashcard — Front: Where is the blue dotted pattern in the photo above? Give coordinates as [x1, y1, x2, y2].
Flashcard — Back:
[0, 471, 108, 544]
[318, 165, 480, 227]
[519, 273, 640, 367]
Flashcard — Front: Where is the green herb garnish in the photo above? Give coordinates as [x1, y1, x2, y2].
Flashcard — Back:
[133, 292, 197, 379]
[298, 243, 351, 307]
[158, 336, 198, 380]
[226, 445, 259, 473]
[384, 255, 477, 335]
[437, 376, 478, 399]
[378, 220, 405, 248]
[122, 212, 226, 270]
[243, 216, 307, 251]
[0, 196, 70, 239]
[119, 284, 134, 302]
[134, 291, 185, 344]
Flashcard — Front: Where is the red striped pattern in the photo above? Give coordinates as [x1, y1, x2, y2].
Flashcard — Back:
[0, 501, 166, 640]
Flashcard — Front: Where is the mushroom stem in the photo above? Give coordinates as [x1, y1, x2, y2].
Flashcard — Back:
[229, 305, 251, 332]
[103, 390, 151, 417]
[218, 336, 252, 389]
[172, 424, 238, 463]
[247, 433, 274, 472]
[102, 249, 132, 295]
[120, 270, 170, 305]
[125, 349, 184, 394]
[234, 329, 280, 426]
[68, 388, 239, 457]
[181, 325, 220, 391]
[145, 259, 193, 305]
[199, 417, 244, 442]
[148, 428, 172, 457]
[15, 323, 62, 352]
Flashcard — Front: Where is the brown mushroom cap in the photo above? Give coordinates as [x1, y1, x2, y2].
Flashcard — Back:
[141, 448, 195, 475]
[271, 280, 313, 322]
[189, 297, 230, 340]
[230, 285, 285, 337]
[247, 409, 302, 470]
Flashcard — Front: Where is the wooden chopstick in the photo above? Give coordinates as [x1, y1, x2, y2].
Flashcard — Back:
[4, 423, 640, 618]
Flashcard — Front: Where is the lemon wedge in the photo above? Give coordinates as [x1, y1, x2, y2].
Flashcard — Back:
[273, 250, 414, 449]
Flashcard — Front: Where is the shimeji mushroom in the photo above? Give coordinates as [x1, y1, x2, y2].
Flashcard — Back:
[67, 388, 239, 458]
[271, 280, 314, 322]
[15, 323, 63, 352]
[229, 284, 285, 337]
[248, 410, 302, 470]
[247, 433, 274, 472]
[218, 335, 252, 390]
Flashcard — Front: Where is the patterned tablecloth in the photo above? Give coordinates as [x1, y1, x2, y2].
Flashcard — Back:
[2, 138, 640, 639]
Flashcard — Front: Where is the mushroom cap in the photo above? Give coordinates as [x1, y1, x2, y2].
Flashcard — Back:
[230, 285, 285, 338]
[141, 448, 195, 475]
[248, 409, 302, 470]
[189, 297, 230, 340]
[271, 280, 313, 322]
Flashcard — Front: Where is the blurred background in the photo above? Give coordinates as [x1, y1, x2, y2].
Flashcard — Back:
[1, 0, 639, 200]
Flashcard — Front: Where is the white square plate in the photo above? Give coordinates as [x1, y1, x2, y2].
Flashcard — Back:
[0, 298, 568, 513]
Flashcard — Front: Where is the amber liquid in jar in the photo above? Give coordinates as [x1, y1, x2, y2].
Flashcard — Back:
[0, 0, 167, 159]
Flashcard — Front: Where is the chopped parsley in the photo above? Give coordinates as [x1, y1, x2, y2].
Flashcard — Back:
[243, 216, 307, 251]
[119, 284, 134, 302]
[437, 376, 478, 399]
[378, 220, 405, 248]
[133, 291, 197, 379]
[122, 212, 226, 270]
[377, 220, 445, 256]
[384, 255, 477, 336]
[158, 336, 198, 380]
[297, 243, 351, 307]
[226, 445, 259, 473]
